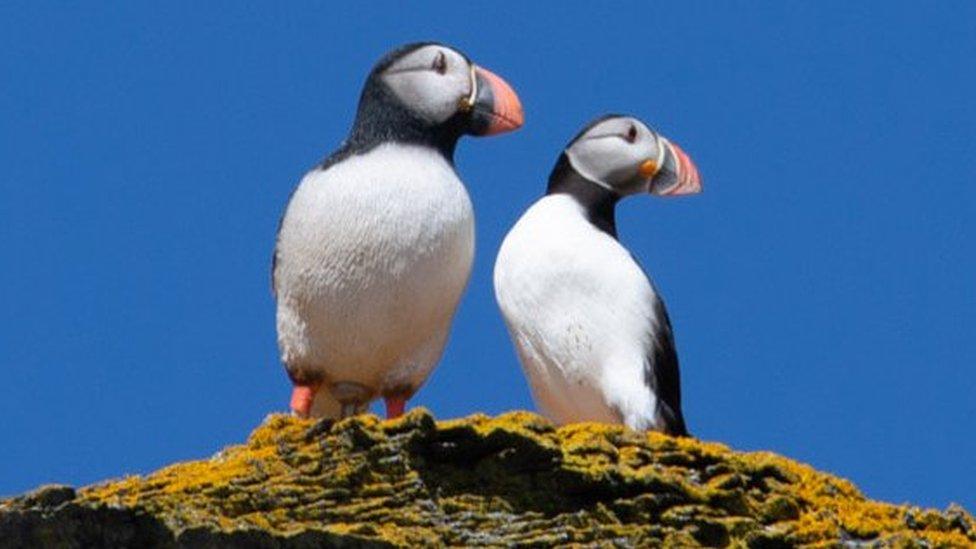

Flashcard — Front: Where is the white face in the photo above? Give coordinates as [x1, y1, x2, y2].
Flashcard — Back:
[565, 116, 667, 194]
[380, 45, 473, 124]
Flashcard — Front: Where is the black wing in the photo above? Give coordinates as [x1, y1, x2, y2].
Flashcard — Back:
[270, 180, 301, 297]
[630, 253, 689, 436]
[645, 292, 689, 437]
[270, 216, 285, 297]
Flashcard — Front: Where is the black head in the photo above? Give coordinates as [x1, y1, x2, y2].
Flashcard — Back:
[546, 115, 703, 237]
[552, 114, 702, 197]
[335, 42, 524, 165]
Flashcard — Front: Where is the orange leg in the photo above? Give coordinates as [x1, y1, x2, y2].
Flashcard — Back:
[290, 383, 320, 418]
[384, 396, 407, 419]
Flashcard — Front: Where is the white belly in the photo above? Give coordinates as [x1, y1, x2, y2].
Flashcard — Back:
[494, 195, 658, 428]
[275, 143, 474, 393]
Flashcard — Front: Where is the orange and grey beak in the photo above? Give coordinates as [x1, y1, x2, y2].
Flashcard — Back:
[464, 66, 524, 136]
[647, 138, 702, 196]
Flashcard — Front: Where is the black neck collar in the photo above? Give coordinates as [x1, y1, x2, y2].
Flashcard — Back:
[546, 153, 620, 238]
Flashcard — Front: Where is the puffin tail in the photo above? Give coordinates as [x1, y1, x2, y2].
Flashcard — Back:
[657, 404, 690, 438]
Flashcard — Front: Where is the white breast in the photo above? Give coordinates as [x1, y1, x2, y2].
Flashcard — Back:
[493, 194, 660, 429]
[275, 143, 475, 393]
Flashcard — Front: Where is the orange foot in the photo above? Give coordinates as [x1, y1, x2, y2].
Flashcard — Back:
[290, 383, 320, 418]
[384, 396, 407, 419]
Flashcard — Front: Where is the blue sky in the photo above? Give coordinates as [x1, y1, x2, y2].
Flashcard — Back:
[2, 3, 974, 511]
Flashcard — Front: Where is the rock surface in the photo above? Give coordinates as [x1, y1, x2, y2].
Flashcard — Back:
[1, 409, 973, 548]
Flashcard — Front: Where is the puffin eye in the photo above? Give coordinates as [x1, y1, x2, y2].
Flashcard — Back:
[625, 125, 638, 143]
[432, 52, 448, 75]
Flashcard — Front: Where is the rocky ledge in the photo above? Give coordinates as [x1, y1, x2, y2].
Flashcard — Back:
[1, 410, 973, 547]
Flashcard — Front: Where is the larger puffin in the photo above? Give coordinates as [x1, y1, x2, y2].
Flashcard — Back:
[274, 43, 523, 419]
[493, 115, 700, 436]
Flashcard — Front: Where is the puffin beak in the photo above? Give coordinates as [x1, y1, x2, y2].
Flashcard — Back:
[650, 139, 702, 196]
[466, 65, 524, 136]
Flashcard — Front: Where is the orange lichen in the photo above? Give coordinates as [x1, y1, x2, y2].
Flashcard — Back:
[2, 409, 973, 547]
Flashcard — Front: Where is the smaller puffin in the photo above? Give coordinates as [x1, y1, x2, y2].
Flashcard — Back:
[493, 115, 701, 436]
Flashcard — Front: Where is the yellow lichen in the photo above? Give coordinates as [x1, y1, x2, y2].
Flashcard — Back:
[2, 409, 973, 548]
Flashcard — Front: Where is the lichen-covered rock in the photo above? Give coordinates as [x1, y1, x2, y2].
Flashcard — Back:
[1, 409, 973, 547]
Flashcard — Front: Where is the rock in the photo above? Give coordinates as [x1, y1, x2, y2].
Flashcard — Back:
[1, 409, 972, 547]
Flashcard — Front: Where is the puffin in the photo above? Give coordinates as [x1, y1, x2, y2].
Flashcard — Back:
[493, 115, 701, 436]
[274, 43, 523, 419]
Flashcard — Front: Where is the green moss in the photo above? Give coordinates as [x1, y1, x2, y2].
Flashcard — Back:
[1, 409, 973, 548]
